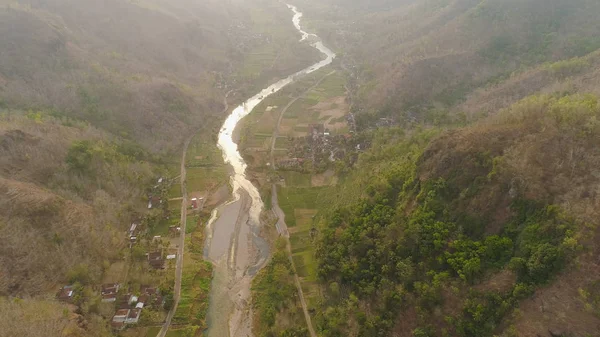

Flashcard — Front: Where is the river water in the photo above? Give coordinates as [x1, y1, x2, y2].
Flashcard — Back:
[204, 4, 335, 337]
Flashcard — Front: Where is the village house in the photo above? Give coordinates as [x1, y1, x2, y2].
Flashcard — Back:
[111, 308, 141, 329]
[148, 195, 161, 209]
[101, 283, 120, 302]
[126, 308, 141, 324]
[56, 285, 74, 302]
[128, 223, 138, 237]
[148, 251, 164, 269]
[102, 292, 117, 303]
[112, 309, 129, 323]
[166, 253, 177, 260]
[140, 285, 164, 307]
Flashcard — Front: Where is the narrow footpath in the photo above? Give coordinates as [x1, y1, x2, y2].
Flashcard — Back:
[269, 71, 336, 337]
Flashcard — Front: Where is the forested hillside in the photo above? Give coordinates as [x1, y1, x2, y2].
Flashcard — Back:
[312, 94, 600, 336]
[246, 1, 600, 336]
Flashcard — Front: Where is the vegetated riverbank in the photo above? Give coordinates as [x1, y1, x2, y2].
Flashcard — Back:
[203, 3, 336, 337]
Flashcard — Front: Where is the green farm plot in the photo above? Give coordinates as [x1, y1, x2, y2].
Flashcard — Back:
[167, 198, 181, 211]
[274, 136, 291, 149]
[277, 186, 325, 227]
[150, 208, 181, 236]
[186, 167, 228, 194]
[186, 134, 223, 168]
[295, 208, 318, 228]
[285, 98, 314, 118]
[173, 242, 212, 329]
[245, 135, 271, 148]
[186, 215, 200, 234]
[293, 125, 309, 133]
[253, 132, 273, 138]
[254, 114, 279, 134]
[280, 172, 312, 188]
[290, 230, 312, 253]
[278, 117, 299, 137]
[168, 180, 182, 199]
[314, 73, 347, 98]
[332, 115, 347, 124]
[165, 327, 199, 337]
[145, 327, 161, 337]
[292, 250, 318, 282]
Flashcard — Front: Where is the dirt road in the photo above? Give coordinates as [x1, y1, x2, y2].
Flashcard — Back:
[157, 135, 191, 337]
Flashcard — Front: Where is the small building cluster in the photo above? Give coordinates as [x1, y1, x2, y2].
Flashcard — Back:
[283, 124, 350, 172]
[108, 283, 164, 330]
[148, 177, 168, 209]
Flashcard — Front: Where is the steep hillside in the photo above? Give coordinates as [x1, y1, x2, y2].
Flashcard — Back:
[0, 112, 158, 295]
[297, 0, 600, 121]
[0, 0, 320, 153]
[458, 50, 600, 117]
[312, 94, 600, 337]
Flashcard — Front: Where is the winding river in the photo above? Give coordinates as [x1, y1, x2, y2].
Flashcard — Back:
[204, 4, 335, 337]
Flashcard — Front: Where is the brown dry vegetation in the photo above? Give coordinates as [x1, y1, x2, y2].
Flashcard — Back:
[0, 0, 323, 334]
[0, 0, 320, 153]
[297, 0, 600, 119]
[0, 114, 155, 294]
[0, 298, 111, 337]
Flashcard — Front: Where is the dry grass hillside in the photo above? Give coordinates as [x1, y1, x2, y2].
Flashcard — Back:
[459, 50, 600, 116]
[298, 0, 600, 117]
[0, 0, 323, 334]
[0, 113, 155, 295]
[0, 298, 109, 337]
[0, 0, 320, 153]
